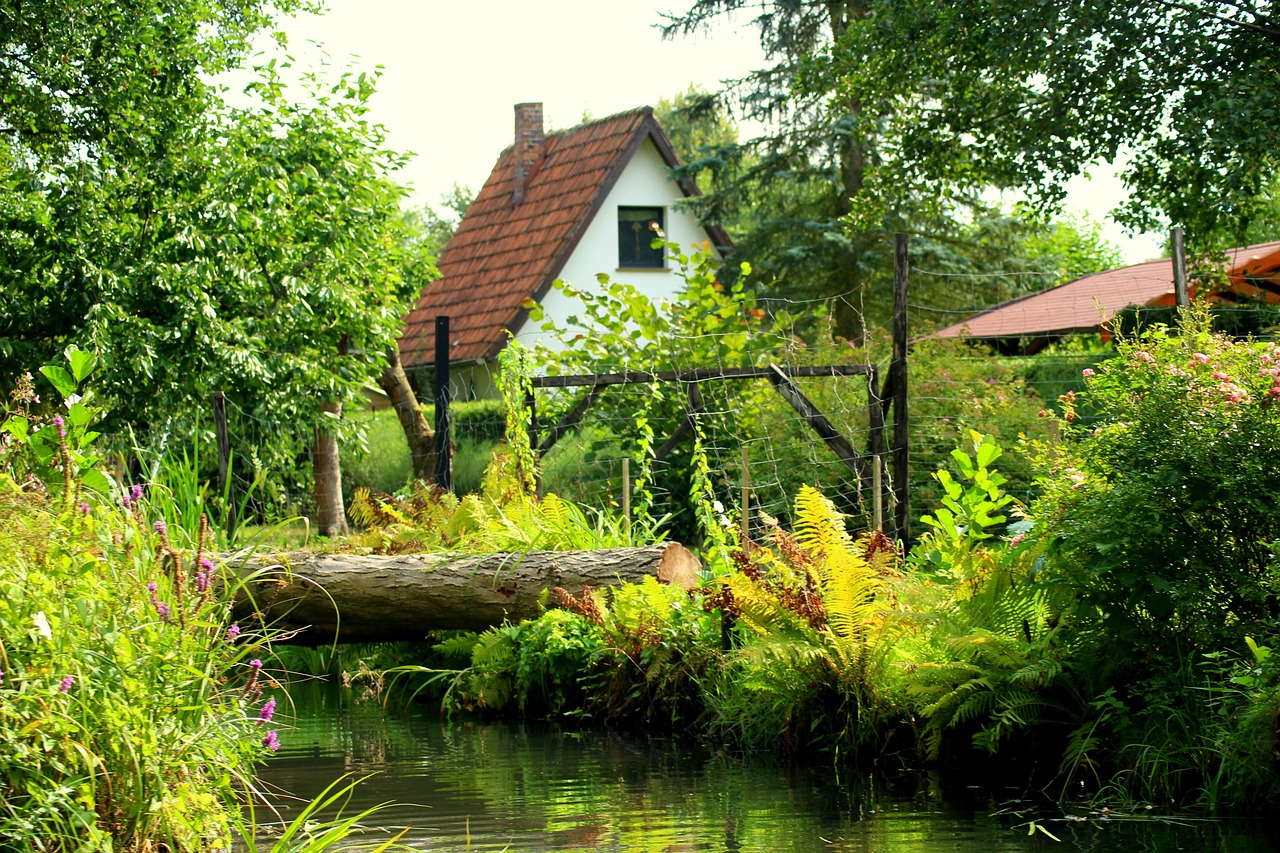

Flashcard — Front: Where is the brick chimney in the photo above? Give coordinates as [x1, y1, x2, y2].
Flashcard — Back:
[512, 102, 544, 206]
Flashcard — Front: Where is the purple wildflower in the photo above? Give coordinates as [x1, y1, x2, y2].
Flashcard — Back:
[78, 502, 90, 514]
[130, 484, 144, 501]
[59, 675, 74, 693]
[196, 570, 210, 593]
[146, 582, 157, 594]
[259, 697, 277, 723]
[199, 556, 214, 570]
[226, 624, 242, 641]
[153, 519, 167, 535]
[262, 731, 280, 752]
[249, 659, 263, 671]
[155, 601, 171, 621]
[51, 415, 66, 438]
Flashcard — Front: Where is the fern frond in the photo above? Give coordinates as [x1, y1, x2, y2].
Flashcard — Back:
[792, 485, 851, 560]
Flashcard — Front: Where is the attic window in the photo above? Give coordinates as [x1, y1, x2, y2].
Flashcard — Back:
[618, 207, 665, 269]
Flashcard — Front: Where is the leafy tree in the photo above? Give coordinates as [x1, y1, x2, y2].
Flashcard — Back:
[654, 85, 740, 194]
[1, 0, 426, 534]
[400, 183, 475, 260]
[662, 2, 1126, 342]
[833, 0, 1280, 250]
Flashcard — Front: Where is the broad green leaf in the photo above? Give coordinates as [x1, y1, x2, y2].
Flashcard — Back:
[66, 347, 97, 382]
[81, 469, 112, 492]
[975, 439, 1001, 469]
[40, 365, 77, 399]
[4, 416, 29, 441]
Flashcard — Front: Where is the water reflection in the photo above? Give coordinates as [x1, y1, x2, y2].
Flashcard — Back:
[253, 684, 1274, 852]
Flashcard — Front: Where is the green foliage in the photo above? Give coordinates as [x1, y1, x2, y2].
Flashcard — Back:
[1031, 304, 1280, 654]
[705, 487, 905, 754]
[838, 0, 1280, 246]
[533, 239, 790, 543]
[899, 337, 1053, 517]
[663, 4, 1127, 342]
[0, 433, 279, 849]
[2, 10, 429, 500]
[912, 432, 1017, 589]
[347, 452, 664, 554]
[458, 610, 606, 716]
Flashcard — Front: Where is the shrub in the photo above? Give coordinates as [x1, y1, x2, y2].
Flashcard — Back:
[1031, 304, 1280, 655]
[1, 363, 280, 850]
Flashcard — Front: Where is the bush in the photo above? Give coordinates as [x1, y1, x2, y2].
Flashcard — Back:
[1032, 304, 1280, 654]
[1, 366, 281, 850]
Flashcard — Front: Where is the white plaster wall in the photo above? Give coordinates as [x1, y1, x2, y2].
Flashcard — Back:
[513, 136, 719, 354]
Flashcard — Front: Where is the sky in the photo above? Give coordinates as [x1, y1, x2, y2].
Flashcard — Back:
[251, 0, 1164, 263]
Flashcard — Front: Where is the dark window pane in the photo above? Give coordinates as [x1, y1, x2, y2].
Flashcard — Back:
[618, 207, 664, 268]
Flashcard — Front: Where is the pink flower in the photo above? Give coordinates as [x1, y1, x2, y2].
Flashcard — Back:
[1009, 533, 1026, 548]
[1082, 368, 1095, 377]
[1211, 371, 1230, 381]
[1135, 351, 1155, 363]
[1191, 352, 1211, 365]
[259, 697, 277, 723]
[262, 731, 280, 752]
[226, 624, 242, 641]
[59, 675, 74, 693]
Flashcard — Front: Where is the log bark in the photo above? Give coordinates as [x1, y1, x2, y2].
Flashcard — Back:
[232, 542, 701, 644]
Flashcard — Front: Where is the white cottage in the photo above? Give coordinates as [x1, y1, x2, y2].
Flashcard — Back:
[398, 103, 731, 399]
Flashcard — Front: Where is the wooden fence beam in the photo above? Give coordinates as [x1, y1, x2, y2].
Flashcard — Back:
[765, 364, 867, 486]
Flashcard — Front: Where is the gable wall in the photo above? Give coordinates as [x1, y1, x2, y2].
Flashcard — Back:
[513, 137, 720, 354]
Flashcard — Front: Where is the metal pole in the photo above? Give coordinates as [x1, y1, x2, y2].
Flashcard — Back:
[434, 316, 452, 493]
[740, 446, 750, 541]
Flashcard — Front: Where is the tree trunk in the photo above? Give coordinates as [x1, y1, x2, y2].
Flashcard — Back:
[312, 399, 349, 537]
[378, 341, 437, 482]
[232, 542, 701, 644]
[831, 0, 872, 346]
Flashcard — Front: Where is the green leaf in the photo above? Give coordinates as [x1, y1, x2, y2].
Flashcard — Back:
[67, 403, 93, 428]
[65, 347, 97, 383]
[975, 439, 1001, 469]
[40, 365, 77, 399]
[4, 416, 29, 441]
[950, 449, 975, 478]
[81, 470, 111, 492]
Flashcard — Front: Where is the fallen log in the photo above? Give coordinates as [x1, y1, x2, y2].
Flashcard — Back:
[232, 542, 701, 644]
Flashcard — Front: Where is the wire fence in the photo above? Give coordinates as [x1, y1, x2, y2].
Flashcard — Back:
[154, 246, 1278, 544]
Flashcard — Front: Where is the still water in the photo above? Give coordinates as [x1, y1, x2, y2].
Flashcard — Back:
[254, 685, 1275, 852]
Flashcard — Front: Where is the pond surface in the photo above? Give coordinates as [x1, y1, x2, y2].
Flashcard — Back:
[254, 684, 1275, 852]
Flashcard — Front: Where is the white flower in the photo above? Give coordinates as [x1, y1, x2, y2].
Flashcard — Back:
[33, 610, 52, 640]
[64, 393, 82, 408]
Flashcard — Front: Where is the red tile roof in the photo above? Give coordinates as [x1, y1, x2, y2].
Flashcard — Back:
[399, 107, 729, 368]
[931, 240, 1280, 341]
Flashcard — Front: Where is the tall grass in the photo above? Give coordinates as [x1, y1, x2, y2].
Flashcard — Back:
[0, 361, 411, 850]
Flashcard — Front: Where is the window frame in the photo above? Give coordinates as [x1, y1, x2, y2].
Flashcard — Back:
[617, 206, 666, 270]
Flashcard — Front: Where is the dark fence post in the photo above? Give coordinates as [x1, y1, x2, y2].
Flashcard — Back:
[434, 316, 452, 493]
[891, 232, 910, 543]
[212, 390, 236, 539]
[1172, 226, 1189, 310]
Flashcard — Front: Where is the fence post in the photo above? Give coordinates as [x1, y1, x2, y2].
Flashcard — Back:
[867, 366, 886, 532]
[891, 232, 911, 543]
[1172, 226, 1189, 310]
[434, 316, 452, 493]
[621, 457, 631, 538]
[212, 391, 236, 539]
